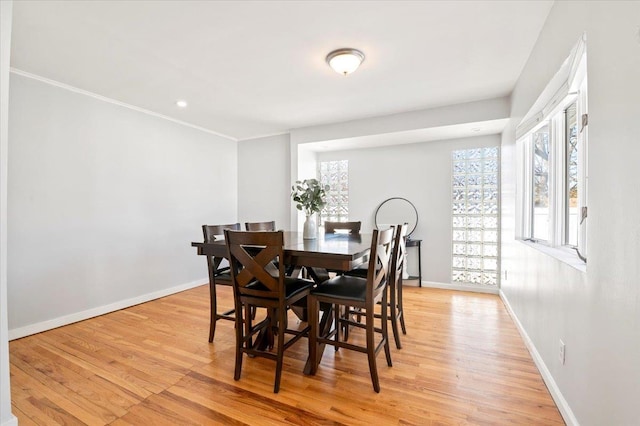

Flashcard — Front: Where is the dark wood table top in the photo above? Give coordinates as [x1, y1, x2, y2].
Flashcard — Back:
[192, 231, 371, 271]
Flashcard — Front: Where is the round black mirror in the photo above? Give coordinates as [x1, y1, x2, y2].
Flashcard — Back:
[374, 197, 418, 237]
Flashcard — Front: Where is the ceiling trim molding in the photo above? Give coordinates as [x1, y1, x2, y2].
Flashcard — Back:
[237, 131, 291, 142]
[9, 68, 238, 142]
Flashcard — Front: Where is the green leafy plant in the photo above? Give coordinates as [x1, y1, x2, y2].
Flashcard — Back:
[291, 179, 330, 216]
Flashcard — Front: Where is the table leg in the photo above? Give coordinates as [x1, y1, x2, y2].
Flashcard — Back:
[303, 303, 333, 375]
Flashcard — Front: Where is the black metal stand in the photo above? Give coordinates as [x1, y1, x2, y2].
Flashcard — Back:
[405, 238, 422, 287]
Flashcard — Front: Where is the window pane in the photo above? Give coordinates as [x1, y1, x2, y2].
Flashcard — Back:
[566, 103, 579, 246]
[533, 125, 550, 240]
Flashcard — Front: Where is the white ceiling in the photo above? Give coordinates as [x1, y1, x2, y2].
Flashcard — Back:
[10, 1, 553, 141]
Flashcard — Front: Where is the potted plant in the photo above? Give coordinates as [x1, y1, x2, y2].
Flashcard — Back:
[291, 179, 329, 239]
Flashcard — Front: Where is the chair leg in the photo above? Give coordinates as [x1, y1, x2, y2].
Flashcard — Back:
[209, 282, 217, 343]
[342, 305, 350, 341]
[334, 303, 341, 351]
[234, 302, 244, 381]
[273, 307, 287, 393]
[365, 308, 380, 393]
[308, 296, 319, 375]
[381, 290, 393, 368]
[389, 283, 402, 349]
[245, 303, 253, 351]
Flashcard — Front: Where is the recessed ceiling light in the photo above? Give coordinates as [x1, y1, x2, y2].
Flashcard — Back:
[326, 48, 365, 76]
[176, 100, 188, 108]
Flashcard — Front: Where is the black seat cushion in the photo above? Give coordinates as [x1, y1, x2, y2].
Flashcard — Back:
[343, 264, 368, 278]
[213, 270, 233, 285]
[246, 277, 313, 299]
[310, 275, 367, 303]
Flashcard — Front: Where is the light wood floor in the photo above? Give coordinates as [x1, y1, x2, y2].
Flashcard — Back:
[10, 285, 564, 425]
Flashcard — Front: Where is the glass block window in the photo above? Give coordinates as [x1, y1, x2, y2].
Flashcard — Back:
[452, 147, 500, 287]
[319, 160, 349, 225]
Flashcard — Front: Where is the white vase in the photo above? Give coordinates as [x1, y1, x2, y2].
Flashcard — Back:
[303, 214, 317, 240]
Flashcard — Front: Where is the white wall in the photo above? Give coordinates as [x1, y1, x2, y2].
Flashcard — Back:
[318, 135, 500, 285]
[289, 97, 509, 232]
[0, 0, 17, 423]
[501, 1, 640, 424]
[7, 73, 238, 336]
[237, 133, 291, 230]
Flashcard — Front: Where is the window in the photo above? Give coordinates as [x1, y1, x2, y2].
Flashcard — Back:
[319, 160, 348, 225]
[565, 102, 579, 247]
[532, 124, 550, 241]
[517, 36, 587, 263]
[452, 147, 500, 287]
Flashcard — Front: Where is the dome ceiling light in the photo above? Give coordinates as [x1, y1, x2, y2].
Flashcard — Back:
[326, 48, 365, 76]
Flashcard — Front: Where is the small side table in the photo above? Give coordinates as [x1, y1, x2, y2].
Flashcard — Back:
[405, 238, 422, 287]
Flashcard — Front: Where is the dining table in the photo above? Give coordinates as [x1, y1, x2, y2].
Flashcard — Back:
[191, 230, 372, 374]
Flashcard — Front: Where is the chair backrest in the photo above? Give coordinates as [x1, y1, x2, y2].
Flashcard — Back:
[245, 221, 276, 231]
[225, 230, 285, 300]
[325, 221, 361, 234]
[202, 223, 241, 279]
[366, 227, 394, 302]
[389, 224, 407, 287]
[202, 223, 241, 243]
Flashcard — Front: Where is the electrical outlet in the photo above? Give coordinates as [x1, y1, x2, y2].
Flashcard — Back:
[559, 340, 566, 365]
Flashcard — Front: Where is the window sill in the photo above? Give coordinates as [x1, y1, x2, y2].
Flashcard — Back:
[518, 239, 587, 272]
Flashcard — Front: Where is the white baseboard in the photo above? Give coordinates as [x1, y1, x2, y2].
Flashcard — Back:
[8, 278, 207, 340]
[1, 414, 18, 426]
[499, 290, 579, 426]
[420, 280, 500, 295]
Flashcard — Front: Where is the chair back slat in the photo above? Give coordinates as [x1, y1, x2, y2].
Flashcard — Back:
[225, 230, 284, 298]
[367, 227, 393, 301]
[325, 221, 361, 234]
[390, 224, 407, 288]
[245, 221, 276, 231]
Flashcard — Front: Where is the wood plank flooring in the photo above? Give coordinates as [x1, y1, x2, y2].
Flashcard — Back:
[10, 285, 564, 425]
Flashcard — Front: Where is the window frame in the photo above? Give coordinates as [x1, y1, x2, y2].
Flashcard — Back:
[564, 100, 579, 248]
[517, 88, 587, 264]
[531, 121, 552, 244]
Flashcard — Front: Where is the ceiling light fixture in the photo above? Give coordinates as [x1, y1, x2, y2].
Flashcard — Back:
[326, 48, 365, 76]
[176, 100, 188, 108]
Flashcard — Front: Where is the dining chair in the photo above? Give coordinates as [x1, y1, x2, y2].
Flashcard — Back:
[346, 224, 407, 348]
[202, 223, 241, 342]
[306, 221, 364, 340]
[307, 221, 363, 283]
[245, 221, 276, 231]
[225, 230, 313, 393]
[307, 227, 394, 393]
[387, 224, 408, 349]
